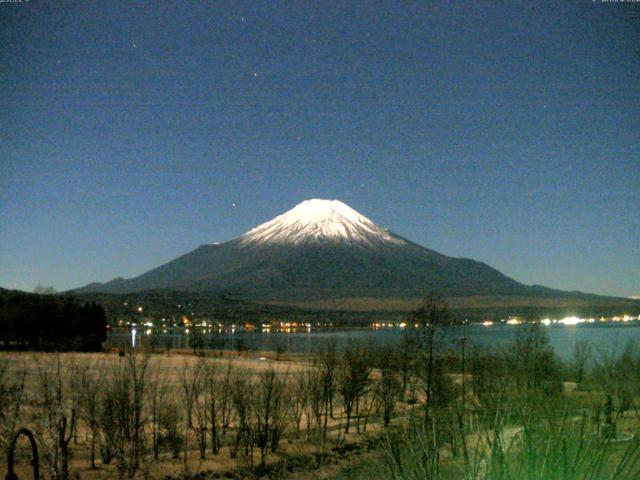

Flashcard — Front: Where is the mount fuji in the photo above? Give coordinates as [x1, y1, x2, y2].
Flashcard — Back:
[77, 199, 630, 309]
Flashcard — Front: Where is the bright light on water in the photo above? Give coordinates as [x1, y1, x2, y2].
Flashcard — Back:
[558, 316, 582, 326]
[509, 314, 639, 326]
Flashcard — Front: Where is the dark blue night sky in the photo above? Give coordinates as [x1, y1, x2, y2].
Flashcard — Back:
[1, 1, 638, 296]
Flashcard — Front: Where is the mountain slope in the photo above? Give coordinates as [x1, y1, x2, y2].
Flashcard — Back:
[75, 199, 628, 306]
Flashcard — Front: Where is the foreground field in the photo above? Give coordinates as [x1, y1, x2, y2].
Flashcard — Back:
[3, 324, 640, 480]
[0, 347, 415, 480]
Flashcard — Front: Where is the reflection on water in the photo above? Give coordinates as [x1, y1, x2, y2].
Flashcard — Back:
[108, 321, 640, 361]
[240, 323, 640, 360]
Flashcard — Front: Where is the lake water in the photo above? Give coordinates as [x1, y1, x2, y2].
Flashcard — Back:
[230, 323, 640, 360]
[113, 322, 640, 361]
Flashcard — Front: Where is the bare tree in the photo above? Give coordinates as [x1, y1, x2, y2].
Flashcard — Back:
[178, 358, 205, 473]
[146, 362, 167, 461]
[337, 342, 371, 433]
[572, 339, 592, 387]
[509, 323, 562, 403]
[192, 359, 209, 460]
[158, 400, 183, 459]
[470, 350, 511, 423]
[288, 372, 309, 438]
[408, 294, 454, 426]
[179, 359, 203, 430]
[219, 361, 235, 438]
[34, 284, 57, 294]
[374, 347, 402, 427]
[105, 352, 149, 479]
[0, 355, 27, 450]
[397, 333, 419, 402]
[33, 355, 78, 480]
[593, 342, 638, 421]
[203, 359, 221, 454]
[98, 386, 117, 464]
[229, 375, 253, 462]
[75, 360, 104, 469]
[306, 366, 330, 460]
[318, 342, 338, 419]
[252, 369, 288, 468]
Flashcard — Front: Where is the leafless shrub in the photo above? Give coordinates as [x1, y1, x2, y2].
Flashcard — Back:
[508, 323, 562, 401]
[470, 350, 511, 423]
[593, 342, 640, 420]
[158, 400, 183, 459]
[572, 339, 592, 386]
[0, 355, 27, 450]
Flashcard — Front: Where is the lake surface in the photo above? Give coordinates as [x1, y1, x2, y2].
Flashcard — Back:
[112, 322, 640, 361]
[230, 323, 640, 360]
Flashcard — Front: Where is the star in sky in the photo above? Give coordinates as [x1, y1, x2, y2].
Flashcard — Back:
[0, 1, 638, 296]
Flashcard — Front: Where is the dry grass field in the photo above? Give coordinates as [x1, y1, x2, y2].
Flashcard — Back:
[0, 348, 410, 480]
[3, 325, 640, 480]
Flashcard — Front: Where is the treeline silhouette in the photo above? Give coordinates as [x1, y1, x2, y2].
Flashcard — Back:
[0, 289, 107, 350]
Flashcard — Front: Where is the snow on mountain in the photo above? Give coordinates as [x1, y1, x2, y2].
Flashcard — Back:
[239, 199, 406, 246]
[74, 198, 639, 311]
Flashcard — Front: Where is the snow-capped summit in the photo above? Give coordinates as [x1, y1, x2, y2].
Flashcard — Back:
[77, 198, 596, 306]
[75, 198, 633, 312]
[240, 199, 406, 246]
